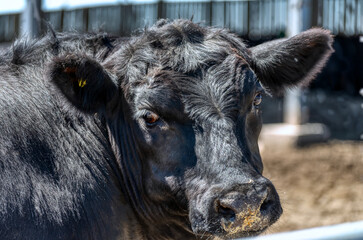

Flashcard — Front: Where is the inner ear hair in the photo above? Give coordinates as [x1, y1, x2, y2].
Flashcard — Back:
[250, 28, 334, 96]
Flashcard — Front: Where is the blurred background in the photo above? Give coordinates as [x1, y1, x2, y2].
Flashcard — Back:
[0, 0, 362, 235]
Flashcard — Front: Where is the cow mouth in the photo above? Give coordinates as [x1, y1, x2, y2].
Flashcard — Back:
[191, 214, 272, 240]
[222, 228, 267, 239]
[193, 227, 267, 240]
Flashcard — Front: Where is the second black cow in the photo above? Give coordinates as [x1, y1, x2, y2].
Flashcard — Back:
[0, 19, 333, 240]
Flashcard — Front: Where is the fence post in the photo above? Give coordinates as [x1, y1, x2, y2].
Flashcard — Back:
[21, 0, 43, 38]
[157, 0, 164, 19]
[284, 0, 304, 125]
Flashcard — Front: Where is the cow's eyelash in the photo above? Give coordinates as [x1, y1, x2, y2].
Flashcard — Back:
[135, 109, 158, 119]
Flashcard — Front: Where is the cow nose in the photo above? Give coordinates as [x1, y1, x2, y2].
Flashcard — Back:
[216, 189, 267, 220]
[215, 184, 278, 232]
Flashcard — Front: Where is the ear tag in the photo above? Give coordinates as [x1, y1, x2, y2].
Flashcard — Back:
[78, 78, 87, 88]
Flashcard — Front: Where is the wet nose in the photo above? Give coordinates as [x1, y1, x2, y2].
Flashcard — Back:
[216, 189, 268, 221]
[215, 182, 280, 232]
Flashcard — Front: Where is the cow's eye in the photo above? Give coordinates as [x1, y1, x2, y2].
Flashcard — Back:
[143, 112, 160, 126]
[253, 93, 262, 107]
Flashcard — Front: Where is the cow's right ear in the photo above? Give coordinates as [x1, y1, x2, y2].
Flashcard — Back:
[249, 29, 334, 95]
[49, 55, 118, 113]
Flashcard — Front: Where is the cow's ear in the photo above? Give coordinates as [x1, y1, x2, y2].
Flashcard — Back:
[249, 29, 334, 95]
[49, 55, 118, 113]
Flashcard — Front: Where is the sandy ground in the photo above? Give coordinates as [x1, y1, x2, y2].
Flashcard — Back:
[260, 141, 363, 234]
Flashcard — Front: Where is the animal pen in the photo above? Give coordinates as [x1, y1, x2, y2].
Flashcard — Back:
[1, 0, 363, 38]
[0, 0, 362, 239]
[245, 220, 363, 240]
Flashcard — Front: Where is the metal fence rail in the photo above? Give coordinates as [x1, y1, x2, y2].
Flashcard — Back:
[242, 220, 363, 240]
[2, 0, 363, 43]
[0, 13, 19, 42]
[41, 1, 287, 38]
[318, 0, 363, 36]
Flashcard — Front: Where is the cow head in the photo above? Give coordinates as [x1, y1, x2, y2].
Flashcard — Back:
[50, 20, 333, 239]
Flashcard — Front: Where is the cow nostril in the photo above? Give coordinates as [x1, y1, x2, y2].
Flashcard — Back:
[260, 198, 274, 214]
[217, 204, 236, 222]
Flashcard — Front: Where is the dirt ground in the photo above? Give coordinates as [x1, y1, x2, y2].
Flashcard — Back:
[260, 140, 363, 234]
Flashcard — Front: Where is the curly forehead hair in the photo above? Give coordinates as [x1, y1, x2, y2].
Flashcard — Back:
[104, 19, 252, 95]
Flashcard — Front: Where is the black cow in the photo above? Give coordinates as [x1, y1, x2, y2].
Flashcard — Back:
[0, 19, 333, 240]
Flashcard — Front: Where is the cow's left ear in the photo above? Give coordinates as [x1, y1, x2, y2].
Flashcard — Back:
[49, 55, 118, 113]
[249, 29, 334, 95]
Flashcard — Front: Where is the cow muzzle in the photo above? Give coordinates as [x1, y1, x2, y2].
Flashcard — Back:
[190, 178, 282, 239]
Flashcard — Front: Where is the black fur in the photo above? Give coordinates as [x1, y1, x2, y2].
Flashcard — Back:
[250, 28, 334, 95]
[0, 19, 333, 240]
[49, 54, 118, 113]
